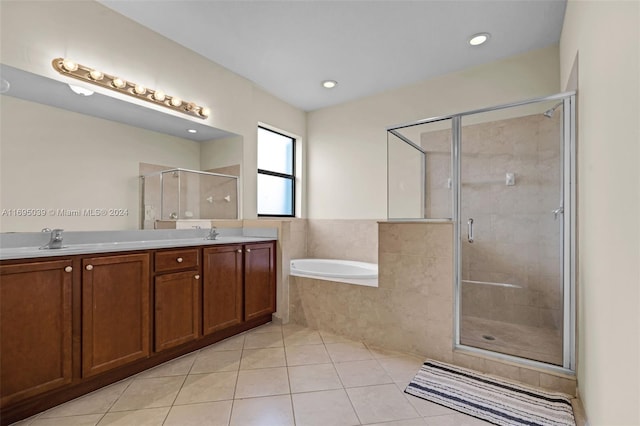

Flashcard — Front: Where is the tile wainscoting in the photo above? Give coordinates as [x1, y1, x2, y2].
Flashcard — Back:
[289, 221, 576, 396]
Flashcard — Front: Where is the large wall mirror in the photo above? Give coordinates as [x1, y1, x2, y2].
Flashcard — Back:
[0, 64, 243, 232]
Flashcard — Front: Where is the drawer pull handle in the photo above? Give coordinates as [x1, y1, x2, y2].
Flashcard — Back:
[194, 274, 200, 280]
[85, 265, 93, 271]
[246, 249, 251, 253]
[64, 266, 73, 273]
[177, 257, 183, 263]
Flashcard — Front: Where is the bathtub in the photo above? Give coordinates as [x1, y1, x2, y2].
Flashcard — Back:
[290, 259, 378, 287]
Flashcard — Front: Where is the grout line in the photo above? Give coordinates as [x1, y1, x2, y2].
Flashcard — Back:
[227, 332, 246, 425]
[281, 326, 298, 426]
[326, 339, 364, 425]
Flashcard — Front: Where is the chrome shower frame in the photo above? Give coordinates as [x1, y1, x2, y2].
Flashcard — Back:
[387, 91, 576, 374]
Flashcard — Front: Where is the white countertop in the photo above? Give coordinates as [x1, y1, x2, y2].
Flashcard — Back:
[0, 229, 277, 261]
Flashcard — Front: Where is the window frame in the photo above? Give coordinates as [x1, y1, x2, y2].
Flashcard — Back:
[257, 126, 296, 217]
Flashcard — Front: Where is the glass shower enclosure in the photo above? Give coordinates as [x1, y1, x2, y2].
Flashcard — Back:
[387, 93, 576, 372]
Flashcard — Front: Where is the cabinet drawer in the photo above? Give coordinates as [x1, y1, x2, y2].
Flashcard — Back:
[154, 249, 199, 272]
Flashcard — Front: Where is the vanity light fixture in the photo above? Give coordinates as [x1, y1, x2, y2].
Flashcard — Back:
[322, 80, 338, 89]
[469, 32, 490, 46]
[52, 58, 210, 119]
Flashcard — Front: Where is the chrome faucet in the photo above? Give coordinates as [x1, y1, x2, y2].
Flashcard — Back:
[40, 228, 65, 249]
[205, 227, 219, 240]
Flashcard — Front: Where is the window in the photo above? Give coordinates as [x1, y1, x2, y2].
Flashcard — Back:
[257, 126, 295, 216]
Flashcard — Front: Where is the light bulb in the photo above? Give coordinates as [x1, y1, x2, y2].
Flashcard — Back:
[89, 69, 103, 80]
[199, 107, 210, 118]
[153, 90, 166, 101]
[134, 84, 146, 95]
[170, 97, 182, 107]
[111, 78, 126, 89]
[61, 59, 78, 72]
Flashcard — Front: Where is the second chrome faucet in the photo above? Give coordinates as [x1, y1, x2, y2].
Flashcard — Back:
[40, 228, 65, 249]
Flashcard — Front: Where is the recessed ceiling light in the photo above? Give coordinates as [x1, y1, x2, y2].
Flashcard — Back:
[322, 80, 337, 89]
[187, 129, 197, 134]
[469, 33, 490, 46]
[68, 84, 94, 96]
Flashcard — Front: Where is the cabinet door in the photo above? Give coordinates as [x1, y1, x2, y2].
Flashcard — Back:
[82, 253, 150, 377]
[244, 242, 276, 321]
[154, 271, 200, 352]
[202, 245, 243, 335]
[0, 260, 73, 407]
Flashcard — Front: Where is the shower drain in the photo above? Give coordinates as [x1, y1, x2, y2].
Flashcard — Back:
[482, 335, 496, 341]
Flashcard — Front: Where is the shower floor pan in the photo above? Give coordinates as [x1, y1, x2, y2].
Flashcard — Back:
[461, 316, 562, 366]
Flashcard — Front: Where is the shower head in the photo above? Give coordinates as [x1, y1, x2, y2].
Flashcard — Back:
[543, 102, 563, 118]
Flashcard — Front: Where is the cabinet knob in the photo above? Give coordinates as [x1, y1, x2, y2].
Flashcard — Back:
[85, 265, 93, 271]
[194, 274, 200, 280]
[177, 257, 183, 263]
[246, 249, 251, 253]
[64, 266, 73, 273]
[237, 249, 242, 253]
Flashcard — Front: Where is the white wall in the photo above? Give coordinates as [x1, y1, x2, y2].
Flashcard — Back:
[306, 45, 560, 219]
[560, 1, 640, 424]
[0, 0, 306, 225]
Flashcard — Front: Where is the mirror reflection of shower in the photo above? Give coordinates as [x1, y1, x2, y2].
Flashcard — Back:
[141, 168, 239, 229]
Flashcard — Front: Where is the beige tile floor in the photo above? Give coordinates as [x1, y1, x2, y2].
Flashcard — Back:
[11, 323, 495, 426]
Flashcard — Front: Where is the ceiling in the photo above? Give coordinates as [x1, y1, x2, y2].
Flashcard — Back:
[99, 0, 567, 112]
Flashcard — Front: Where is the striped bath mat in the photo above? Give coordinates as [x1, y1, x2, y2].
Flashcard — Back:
[405, 360, 576, 426]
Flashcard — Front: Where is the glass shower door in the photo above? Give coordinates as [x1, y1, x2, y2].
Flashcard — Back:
[458, 101, 566, 366]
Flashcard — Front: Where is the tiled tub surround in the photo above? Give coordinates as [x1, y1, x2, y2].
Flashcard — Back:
[268, 218, 378, 321]
[290, 222, 576, 396]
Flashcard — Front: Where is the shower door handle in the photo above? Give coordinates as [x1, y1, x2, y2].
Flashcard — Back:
[467, 218, 474, 243]
[552, 207, 564, 219]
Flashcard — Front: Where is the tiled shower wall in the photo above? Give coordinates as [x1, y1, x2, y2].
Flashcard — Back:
[421, 113, 563, 330]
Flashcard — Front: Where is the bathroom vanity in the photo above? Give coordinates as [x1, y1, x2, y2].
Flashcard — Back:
[0, 230, 276, 425]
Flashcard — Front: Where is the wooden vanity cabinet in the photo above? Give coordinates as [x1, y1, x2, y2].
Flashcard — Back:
[0, 240, 275, 425]
[244, 242, 276, 321]
[81, 253, 150, 377]
[202, 245, 244, 334]
[202, 241, 276, 333]
[153, 249, 201, 352]
[0, 259, 73, 408]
